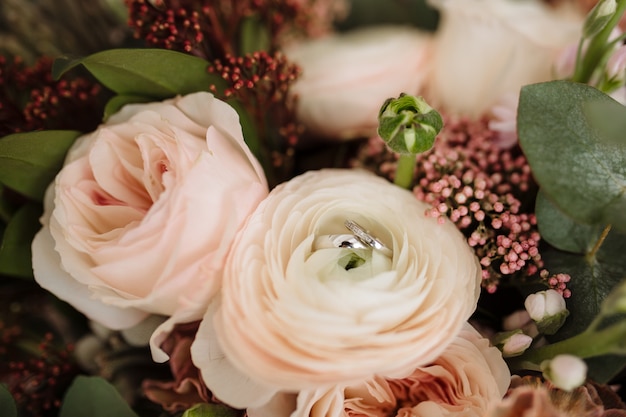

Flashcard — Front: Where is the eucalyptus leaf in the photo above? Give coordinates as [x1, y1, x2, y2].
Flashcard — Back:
[518, 81, 626, 233]
[0, 203, 41, 278]
[541, 229, 626, 382]
[543, 229, 626, 341]
[59, 376, 139, 417]
[535, 189, 605, 254]
[0, 385, 17, 417]
[583, 99, 626, 145]
[0, 130, 80, 201]
[53, 49, 225, 98]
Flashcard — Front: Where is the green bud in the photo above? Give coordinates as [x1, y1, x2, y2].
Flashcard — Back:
[583, 0, 617, 38]
[377, 94, 443, 155]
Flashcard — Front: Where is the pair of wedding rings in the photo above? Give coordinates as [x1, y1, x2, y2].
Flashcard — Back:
[313, 220, 392, 257]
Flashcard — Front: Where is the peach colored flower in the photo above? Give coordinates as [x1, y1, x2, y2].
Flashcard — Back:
[32, 92, 268, 361]
[191, 169, 481, 408]
[286, 26, 432, 139]
[248, 322, 510, 417]
[426, 0, 583, 117]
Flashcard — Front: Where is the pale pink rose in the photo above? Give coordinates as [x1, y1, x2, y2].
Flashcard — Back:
[191, 169, 481, 408]
[32, 92, 268, 361]
[286, 26, 432, 139]
[426, 0, 583, 117]
[249, 323, 510, 417]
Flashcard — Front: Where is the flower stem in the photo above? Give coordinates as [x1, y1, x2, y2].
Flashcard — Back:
[394, 153, 417, 189]
[586, 224, 612, 262]
[508, 319, 626, 371]
[572, 0, 626, 83]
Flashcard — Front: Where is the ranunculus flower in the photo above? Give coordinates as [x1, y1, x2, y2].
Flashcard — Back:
[249, 322, 511, 417]
[32, 92, 268, 361]
[286, 26, 432, 139]
[426, 0, 583, 117]
[191, 169, 481, 408]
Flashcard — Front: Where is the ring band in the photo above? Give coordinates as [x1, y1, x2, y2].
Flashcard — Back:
[313, 234, 368, 251]
[344, 220, 393, 257]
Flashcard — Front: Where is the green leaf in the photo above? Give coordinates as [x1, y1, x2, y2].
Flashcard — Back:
[541, 229, 626, 382]
[518, 81, 626, 233]
[535, 189, 606, 254]
[53, 49, 225, 98]
[0, 130, 81, 201]
[60, 376, 139, 417]
[0, 203, 41, 278]
[239, 15, 271, 54]
[103, 95, 154, 120]
[583, 99, 626, 145]
[182, 403, 240, 417]
[0, 385, 17, 417]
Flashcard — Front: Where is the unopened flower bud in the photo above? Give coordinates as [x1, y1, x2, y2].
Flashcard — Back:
[541, 354, 587, 391]
[377, 93, 443, 155]
[583, 0, 617, 38]
[492, 329, 533, 358]
[524, 289, 569, 335]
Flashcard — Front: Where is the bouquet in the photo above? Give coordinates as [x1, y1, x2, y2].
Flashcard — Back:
[1, 0, 626, 416]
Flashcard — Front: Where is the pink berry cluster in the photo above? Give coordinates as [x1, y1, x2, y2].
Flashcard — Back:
[125, 0, 345, 61]
[1, 327, 78, 416]
[354, 115, 571, 295]
[209, 51, 303, 185]
[0, 56, 105, 136]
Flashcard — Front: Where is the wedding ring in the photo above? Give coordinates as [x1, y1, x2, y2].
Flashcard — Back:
[313, 234, 368, 251]
[344, 220, 393, 257]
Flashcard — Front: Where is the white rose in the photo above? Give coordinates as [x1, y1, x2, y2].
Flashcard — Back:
[32, 92, 268, 361]
[427, 0, 583, 117]
[191, 169, 481, 408]
[286, 26, 432, 139]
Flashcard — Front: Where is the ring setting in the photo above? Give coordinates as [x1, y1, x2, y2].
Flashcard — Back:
[313, 219, 392, 257]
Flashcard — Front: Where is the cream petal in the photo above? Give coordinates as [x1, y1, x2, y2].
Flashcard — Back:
[32, 228, 147, 329]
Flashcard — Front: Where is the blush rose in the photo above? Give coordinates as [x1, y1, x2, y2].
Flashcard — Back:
[32, 92, 268, 360]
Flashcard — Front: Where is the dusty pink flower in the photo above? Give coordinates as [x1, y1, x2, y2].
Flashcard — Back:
[249, 323, 510, 417]
[488, 376, 626, 417]
[32, 92, 268, 361]
[192, 169, 481, 409]
[142, 322, 212, 413]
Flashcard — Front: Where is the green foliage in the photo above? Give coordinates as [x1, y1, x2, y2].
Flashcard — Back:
[0, 385, 17, 417]
[53, 49, 225, 99]
[59, 376, 139, 417]
[0, 203, 41, 278]
[182, 403, 240, 417]
[535, 190, 606, 254]
[0, 130, 81, 201]
[517, 80, 626, 382]
[518, 81, 626, 233]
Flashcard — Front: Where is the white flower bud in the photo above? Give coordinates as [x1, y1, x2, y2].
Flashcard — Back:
[583, 0, 617, 38]
[492, 330, 533, 358]
[524, 289, 569, 335]
[541, 354, 587, 391]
